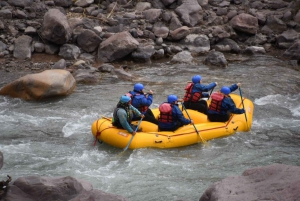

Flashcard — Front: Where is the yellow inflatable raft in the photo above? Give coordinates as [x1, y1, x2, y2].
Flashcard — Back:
[91, 94, 254, 149]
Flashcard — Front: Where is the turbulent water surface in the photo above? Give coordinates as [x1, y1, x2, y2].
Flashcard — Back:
[1, 55, 300, 201]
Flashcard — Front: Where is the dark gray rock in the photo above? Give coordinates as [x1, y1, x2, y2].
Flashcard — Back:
[199, 164, 300, 201]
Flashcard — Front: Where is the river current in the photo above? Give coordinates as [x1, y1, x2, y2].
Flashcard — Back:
[1, 55, 300, 201]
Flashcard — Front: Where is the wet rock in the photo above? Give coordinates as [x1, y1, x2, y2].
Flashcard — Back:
[0, 69, 76, 100]
[243, 46, 266, 54]
[53, 0, 73, 7]
[214, 38, 241, 53]
[171, 50, 193, 64]
[283, 40, 300, 61]
[52, 59, 66, 69]
[58, 44, 81, 60]
[131, 44, 155, 62]
[203, 50, 227, 67]
[2, 175, 129, 201]
[199, 164, 300, 201]
[34, 42, 45, 53]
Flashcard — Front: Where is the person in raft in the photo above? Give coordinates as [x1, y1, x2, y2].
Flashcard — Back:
[183, 75, 217, 114]
[112, 95, 145, 135]
[158, 94, 193, 131]
[127, 83, 158, 125]
[207, 83, 245, 122]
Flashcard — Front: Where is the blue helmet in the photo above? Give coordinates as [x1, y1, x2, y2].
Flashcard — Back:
[120, 95, 131, 103]
[192, 75, 202, 83]
[167, 94, 178, 103]
[220, 86, 230, 95]
[134, 83, 144, 91]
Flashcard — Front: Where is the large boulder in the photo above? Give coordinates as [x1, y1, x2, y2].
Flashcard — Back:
[203, 50, 228, 67]
[175, 0, 203, 27]
[229, 13, 259, 34]
[97, 31, 139, 62]
[41, 9, 72, 45]
[200, 164, 300, 201]
[0, 70, 76, 101]
[3, 176, 129, 201]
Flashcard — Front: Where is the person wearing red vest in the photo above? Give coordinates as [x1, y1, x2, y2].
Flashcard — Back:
[127, 83, 158, 124]
[158, 94, 193, 131]
[207, 83, 245, 122]
[183, 75, 217, 114]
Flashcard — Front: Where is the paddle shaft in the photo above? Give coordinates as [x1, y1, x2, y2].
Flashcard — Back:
[208, 86, 215, 100]
[238, 87, 248, 127]
[181, 104, 207, 143]
[123, 118, 143, 151]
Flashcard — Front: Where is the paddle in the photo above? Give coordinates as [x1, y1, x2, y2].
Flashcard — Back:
[123, 118, 143, 152]
[181, 103, 207, 144]
[238, 87, 249, 130]
[208, 86, 215, 100]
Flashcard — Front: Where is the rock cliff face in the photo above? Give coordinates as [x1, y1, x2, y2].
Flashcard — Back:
[0, 0, 299, 74]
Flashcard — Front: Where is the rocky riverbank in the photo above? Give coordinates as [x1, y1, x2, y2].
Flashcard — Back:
[0, 0, 300, 86]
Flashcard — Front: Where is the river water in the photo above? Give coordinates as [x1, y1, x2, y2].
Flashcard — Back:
[1, 55, 300, 201]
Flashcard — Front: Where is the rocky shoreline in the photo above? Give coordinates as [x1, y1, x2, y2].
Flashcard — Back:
[0, 0, 300, 86]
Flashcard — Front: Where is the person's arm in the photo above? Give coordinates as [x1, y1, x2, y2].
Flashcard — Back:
[174, 106, 191, 125]
[229, 83, 240, 92]
[129, 105, 142, 117]
[117, 109, 134, 133]
[224, 98, 245, 114]
[141, 94, 153, 106]
[194, 83, 217, 98]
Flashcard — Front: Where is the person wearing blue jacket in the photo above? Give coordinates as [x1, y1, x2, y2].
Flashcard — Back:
[127, 83, 158, 124]
[207, 83, 245, 122]
[112, 95, 144, 135]
[158, 94, 193, 131]
[183, 75, 217, 114]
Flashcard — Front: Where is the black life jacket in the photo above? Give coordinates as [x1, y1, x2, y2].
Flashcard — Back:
[126, 91, 149, 113]
[208, 92, 225, 113]
[158, 103, 173, 123]
[183, 83, 202, 102]
[112, 103, 132, 127]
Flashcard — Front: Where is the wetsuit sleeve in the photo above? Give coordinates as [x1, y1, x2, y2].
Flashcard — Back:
[141, 94, 153, 106]
[223, 98, 244, 114]
[117, 109, 134, 133]
[229, 84, 238, 92]
[174, 106, 191, 125]
[194, 83, 217, 97]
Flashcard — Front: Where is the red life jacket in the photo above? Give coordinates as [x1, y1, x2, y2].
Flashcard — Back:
[158, 103, 173, 123]
[126, 92, 148, 113]
[183, 83, 202, 102]
[209, 92, 225, 112]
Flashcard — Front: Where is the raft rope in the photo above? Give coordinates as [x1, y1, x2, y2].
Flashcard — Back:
[93, 117, 112, 146]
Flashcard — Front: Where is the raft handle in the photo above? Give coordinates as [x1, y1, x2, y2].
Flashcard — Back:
[155, 140, 163, 143]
